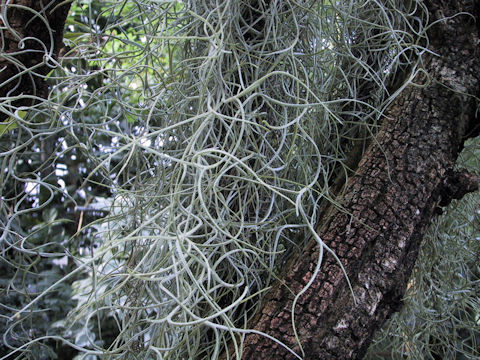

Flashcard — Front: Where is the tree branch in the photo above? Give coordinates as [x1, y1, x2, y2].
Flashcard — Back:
[0, 0, 71, 121]
[234, 1, 480, 359]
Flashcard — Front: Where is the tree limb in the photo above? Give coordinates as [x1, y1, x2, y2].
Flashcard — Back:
[0, 0, 71, 121]
[236, 1, 480, 358]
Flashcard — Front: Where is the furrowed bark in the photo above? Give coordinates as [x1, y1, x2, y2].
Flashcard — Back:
[0, 0, 71, 121]
[236, 1, 480, 359]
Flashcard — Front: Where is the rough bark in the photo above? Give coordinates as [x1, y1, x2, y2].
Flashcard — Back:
[0, 0, 71, 121]
[236, 1, 480, 359]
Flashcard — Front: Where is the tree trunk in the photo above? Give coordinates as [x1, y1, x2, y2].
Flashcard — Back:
[236, 1, 480, 358]
[0, 0, 71, 121]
